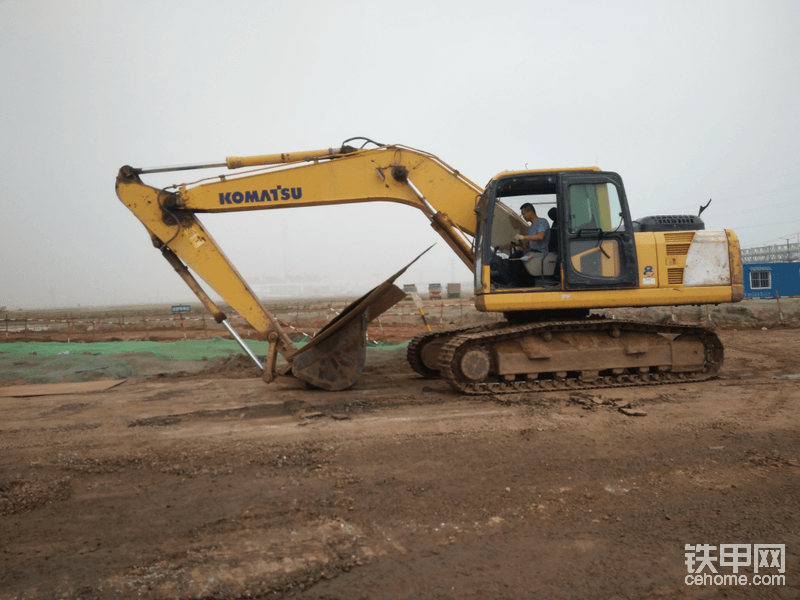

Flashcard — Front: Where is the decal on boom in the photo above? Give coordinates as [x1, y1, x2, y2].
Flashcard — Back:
[219, 186, 302, 204]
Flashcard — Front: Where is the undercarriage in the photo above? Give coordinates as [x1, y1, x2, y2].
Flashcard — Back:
[408, 319, 723, 394]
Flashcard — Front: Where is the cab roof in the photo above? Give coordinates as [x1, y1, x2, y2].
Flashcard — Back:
[487, 166, 601, 185]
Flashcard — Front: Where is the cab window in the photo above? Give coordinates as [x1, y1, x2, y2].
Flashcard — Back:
[568, 183, 624, 233]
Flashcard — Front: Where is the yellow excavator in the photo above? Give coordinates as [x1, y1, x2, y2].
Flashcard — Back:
[115, 138, 743, 393]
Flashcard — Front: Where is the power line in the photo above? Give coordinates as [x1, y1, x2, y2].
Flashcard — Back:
[745, 230, 800, 248]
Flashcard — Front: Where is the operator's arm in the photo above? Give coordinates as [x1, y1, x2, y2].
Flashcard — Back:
[515, 231, 546, 242]
[513, 219, 548, 245]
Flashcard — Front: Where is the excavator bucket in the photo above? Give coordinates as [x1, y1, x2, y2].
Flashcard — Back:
[290, 247, 432, 391]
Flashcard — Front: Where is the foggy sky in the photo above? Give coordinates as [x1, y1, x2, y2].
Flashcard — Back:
[2, 0, 799, 309]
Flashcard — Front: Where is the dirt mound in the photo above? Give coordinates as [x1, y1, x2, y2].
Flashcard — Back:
[195, 353, 263, 379]
[597, 297, 800, 329]
[0, 475, 73, 516]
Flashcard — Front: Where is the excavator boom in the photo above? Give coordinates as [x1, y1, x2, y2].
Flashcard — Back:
[115, 142, 482, 390]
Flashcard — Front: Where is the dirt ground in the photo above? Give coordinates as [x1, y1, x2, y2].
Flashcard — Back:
[1, 305, 799, 599]
[0, 299, 480, 346]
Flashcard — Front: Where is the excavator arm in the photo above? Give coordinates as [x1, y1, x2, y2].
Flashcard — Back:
[115, 141, 483, 390]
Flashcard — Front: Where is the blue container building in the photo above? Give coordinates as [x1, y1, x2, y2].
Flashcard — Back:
[743, 262, 800, 298]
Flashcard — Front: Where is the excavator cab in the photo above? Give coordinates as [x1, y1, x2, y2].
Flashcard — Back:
[478, 169, 638, 294]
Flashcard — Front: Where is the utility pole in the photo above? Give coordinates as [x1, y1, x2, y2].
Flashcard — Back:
[781, 237, 792, 262]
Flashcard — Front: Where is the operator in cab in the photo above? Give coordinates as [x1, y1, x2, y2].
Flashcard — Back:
[513, 203, 549, 254]
[509, 203, 549, 286]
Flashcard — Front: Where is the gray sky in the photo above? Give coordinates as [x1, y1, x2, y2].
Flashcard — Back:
[2, 0, 799, 309]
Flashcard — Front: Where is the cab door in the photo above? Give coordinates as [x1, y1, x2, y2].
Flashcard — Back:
[559, 172, 638, 289]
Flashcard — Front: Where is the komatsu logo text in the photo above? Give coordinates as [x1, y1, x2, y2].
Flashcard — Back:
[218, 186, 302, 205]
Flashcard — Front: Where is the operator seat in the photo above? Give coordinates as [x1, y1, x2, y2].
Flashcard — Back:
[523, 229, 559, 278]
[547, 207, 559, 253]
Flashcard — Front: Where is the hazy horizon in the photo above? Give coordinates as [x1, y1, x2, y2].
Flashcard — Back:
[3, 1, 799, 310]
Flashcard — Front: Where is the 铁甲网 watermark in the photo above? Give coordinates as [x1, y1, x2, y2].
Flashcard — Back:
[685, 544, 786, 586]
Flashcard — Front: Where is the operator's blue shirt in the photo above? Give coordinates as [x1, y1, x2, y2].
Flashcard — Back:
[527, 217, 549, 253]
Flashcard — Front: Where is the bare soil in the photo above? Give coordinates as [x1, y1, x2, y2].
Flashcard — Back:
[0, 299, 487, 346]
[1, 312, 799, 598]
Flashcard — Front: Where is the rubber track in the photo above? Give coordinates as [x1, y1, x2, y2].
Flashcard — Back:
[437, 319, 724, 395]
